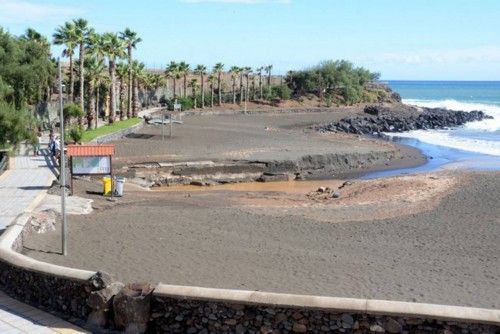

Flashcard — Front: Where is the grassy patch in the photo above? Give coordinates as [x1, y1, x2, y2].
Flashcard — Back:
[81, 118, 142, 143]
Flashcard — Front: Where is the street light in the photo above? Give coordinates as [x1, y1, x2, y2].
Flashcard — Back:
[58, 59, 68, 256]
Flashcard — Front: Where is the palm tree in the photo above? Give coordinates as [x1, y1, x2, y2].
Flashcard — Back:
[229, 66, 239, 104]
[178, 61, 190, 98]
[189, 78, 199, 109]
[131, 60, 145, 116]
[119, 28, 142, 119]
[256, 66, 264, 100]
[165, 61, 180, 99]
[207, 74, 216, 108]
[148, 73, 165, 106]
[53, 22, 77, 102]
[73, 18, 90, 122]
[116, 63, 129, 120]
[265, 64, 273, 96]
[101, 32, 126, 124]
[84, 56, 105, 129]
[193, 65, 207, 109]
[213, 63, 224, 106]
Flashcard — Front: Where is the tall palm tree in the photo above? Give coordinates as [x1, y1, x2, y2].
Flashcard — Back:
[101, 32, 126, 124]
[207, 74, 216, 108]
[53, 22, 77, 102]
[229, 66, 239, 105]
[178, 61, 190, 98]
[265, 64, 273, 96]
[189, 78, 199, 109]
[119, 28, 142, 119]
[84, 56, 105, 129]
[213, 63, 224, 106]
[193, 65, 207, 109]
[116, 63, 129, 120]
[165, 61, 180, 99]
[256, 66, 264, 100]
[130, 60, 145, 116]
[73, 18, 90, 122]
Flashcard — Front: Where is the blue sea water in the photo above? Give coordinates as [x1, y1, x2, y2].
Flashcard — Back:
[363, 81, 500, 178]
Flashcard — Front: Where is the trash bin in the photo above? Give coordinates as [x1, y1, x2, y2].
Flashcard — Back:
[114, 176, 126, 197]
[103, 176, 112, 196]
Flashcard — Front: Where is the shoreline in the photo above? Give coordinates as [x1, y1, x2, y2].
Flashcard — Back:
[114, 108, 428, 188]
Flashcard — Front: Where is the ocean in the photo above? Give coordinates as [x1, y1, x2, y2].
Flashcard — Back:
[364, 81, 500, 178]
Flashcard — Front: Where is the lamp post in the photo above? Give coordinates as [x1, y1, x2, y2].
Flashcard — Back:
[58, 59, 68, 256]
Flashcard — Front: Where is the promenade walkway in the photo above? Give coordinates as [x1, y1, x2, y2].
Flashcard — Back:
[0, 154, 88, 333]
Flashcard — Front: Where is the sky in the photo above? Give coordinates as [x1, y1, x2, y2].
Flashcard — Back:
[1, 0, 499, 80]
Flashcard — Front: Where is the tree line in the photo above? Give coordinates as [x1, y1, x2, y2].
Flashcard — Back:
[1, 17, 382, 148]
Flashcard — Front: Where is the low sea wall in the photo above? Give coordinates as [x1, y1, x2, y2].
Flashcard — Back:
[90, 120, 145, 144]
[0, 214, 498, 333]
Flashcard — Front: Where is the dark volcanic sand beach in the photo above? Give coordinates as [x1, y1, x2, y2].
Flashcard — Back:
[24, 170, 500, 309]
[112, 110, 424, 170]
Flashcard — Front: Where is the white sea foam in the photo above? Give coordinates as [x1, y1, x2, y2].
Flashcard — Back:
[403, 99, 500, 132]
[385, 99, 500, 156]
[387, 130, 500, 156]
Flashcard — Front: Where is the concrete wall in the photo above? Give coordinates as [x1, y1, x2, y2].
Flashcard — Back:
[0, 214, 499, 333]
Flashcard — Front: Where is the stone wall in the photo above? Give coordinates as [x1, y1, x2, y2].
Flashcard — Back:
[150, 296, 498, 333]
[0, 259, 106, 326]
[90, 120, 145, 144]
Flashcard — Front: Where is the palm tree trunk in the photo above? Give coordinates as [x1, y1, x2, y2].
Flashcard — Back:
[217, 73, 222, 106]
[68, 55, 74, 102]
[252, 79, 256, 100]
[239, 74, 243, 105]
[200, 74, 205, 109]
[173, 78, 177, 99]
[210, 84, 214, 108]
[95, 86, 100, 129]
[127, 47, 132, 119]
[183, 76, 187, 98]
[259, 74, 263, 100]
[245, 75, 250, 104]
[79, 42, 84, 126]
[88, 82, 95, 130]
[192, 86, 197, 109]
[232, 79, 236, 104]
[133, 77, 139, 116]
[119, 80, 125, 120]
[109, 61, 116, 124]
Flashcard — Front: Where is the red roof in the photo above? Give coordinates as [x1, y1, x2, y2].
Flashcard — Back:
[67, 144, 115, 157]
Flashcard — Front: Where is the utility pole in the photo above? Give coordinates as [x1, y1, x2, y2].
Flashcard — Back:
[58, 59, 67, 256]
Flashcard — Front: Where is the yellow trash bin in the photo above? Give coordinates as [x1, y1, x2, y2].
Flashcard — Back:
[103, 176, 112, 196]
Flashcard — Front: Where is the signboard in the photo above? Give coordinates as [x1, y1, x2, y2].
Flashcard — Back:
[72, 156, 111, 175]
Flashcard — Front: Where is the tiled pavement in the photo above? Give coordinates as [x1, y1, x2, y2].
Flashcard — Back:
[0, 154, 56, 230]
[0, 154, 88, 333]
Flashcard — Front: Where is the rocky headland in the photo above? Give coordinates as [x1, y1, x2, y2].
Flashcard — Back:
[316, 103, 492, 135]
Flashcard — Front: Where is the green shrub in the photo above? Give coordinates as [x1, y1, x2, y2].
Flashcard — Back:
[267, 85, 292, 101]
[68, 126, 83, 144]
[166, 97, 194, 111]
[0, 101, 35, 148]
[63, 103, 84, 124]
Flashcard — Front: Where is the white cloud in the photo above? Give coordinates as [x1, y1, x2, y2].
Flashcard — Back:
[0, 0, 84, 23]
[181, 0, 290, 4]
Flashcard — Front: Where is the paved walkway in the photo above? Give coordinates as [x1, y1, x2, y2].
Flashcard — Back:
[0, 154, 56, 230]
[0, 154, 88, 333]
